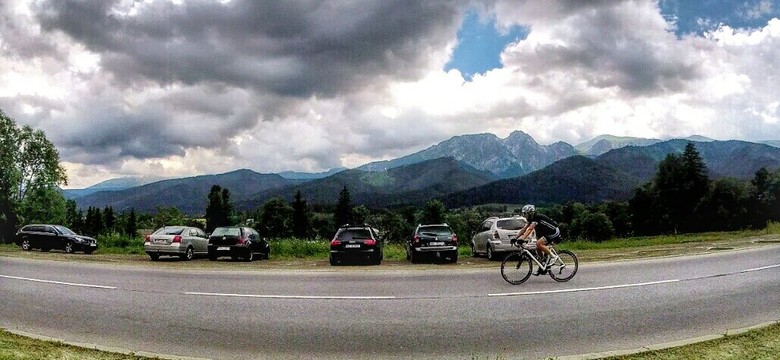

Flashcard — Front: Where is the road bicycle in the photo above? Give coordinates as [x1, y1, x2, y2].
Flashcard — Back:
[500, 239, 578, 285]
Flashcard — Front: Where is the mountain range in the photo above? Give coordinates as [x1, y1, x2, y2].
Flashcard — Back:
[67, 133, 780, 214]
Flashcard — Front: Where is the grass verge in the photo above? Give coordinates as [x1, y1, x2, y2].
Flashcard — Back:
[1, 322, 779, 360]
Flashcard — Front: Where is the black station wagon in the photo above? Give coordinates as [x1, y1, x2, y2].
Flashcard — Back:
[15, 224, 98, 254]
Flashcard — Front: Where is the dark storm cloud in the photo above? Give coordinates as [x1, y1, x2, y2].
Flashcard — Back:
[33, 0, 464, 97]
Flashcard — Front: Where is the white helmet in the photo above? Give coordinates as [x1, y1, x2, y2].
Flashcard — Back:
[521, 204, 535, 218]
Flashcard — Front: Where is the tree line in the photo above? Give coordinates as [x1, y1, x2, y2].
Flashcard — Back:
[2, 110, 779, 245]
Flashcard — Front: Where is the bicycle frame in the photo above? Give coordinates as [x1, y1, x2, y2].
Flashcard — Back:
[518, 243, 565, 270]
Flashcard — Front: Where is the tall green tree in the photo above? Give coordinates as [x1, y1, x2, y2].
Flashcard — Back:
[103, 206, 116, 234]
[0, 110, 67, 242]
[125, 209, 138, 238]
[205, 185, 232, 233]
[334, 186, 352, 226]
[291, 191, 311, 239]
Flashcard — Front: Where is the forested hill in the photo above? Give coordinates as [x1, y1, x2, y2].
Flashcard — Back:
[441, 155, 642, 207]
[441, 140, 780, 208]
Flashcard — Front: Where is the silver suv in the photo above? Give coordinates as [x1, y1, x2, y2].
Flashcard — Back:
[470, 216, 528, 260]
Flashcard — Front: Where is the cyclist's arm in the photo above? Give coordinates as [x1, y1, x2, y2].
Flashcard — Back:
[517, 222, 536, 240]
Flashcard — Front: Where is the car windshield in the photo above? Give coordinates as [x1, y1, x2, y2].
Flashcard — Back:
[496, 218, 526, 230]
[53, 225, 76, 235]
[418, 226, 452, 236]
[211, 227, 241, 237]
[337, 229, 373, 240]
[153, 226, 186, 235]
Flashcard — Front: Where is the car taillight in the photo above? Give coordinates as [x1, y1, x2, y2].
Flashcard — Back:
[413, 235, 420, 244]
[452, 234, 458, 244]
[364, 239, 377, 246]
[145, 235, 151, 243]
[493, 230, 500, 239]
[331, 239, 342, 246]
[236, 237, 247, 245]
[172, 235, 182, 243]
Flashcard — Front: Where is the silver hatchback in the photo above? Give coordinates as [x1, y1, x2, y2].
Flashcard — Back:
[470, 216, 529, 260]
[144, 226, 209, 261]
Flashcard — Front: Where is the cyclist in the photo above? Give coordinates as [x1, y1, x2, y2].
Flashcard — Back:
[514, 204, 561, 275]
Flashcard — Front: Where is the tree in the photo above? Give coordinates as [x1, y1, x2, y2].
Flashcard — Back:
[334, 186, 352, 226]
[84, 206, 104, 236]
[103, 206, 116, 234]
[152, 206, 185, 229]
[125, 209, 138, 238]
[291, 191, 311, 239]
[0, 110, 67, 242]
[205, 185, 232, 233]
[258, 197, 293, 239]
[18, 186, 66, 226]
[420, 199, 447, 224]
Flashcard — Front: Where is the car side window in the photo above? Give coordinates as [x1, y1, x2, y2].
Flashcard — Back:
[481, 221, 492, 232]
[44, 226, 56, 234]
[198, 229, 206, 238]
[189, 229, 198, 236]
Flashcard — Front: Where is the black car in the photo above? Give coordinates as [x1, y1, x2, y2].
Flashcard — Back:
[208, 226, 269, 261]
[406, 223, 458, 263]
[15, 224, 98, 254]
[329, 224, 383, 265]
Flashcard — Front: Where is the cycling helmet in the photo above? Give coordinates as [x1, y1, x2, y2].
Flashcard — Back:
[521, 204, 535, 219]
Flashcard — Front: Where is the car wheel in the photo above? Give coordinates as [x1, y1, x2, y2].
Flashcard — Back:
[470, 243, 478, 257]
[21, 239, 32, 251]
[244, 249, 254, 262]
[410, 250, 418, 264]
[329, 256, 338, 266]
[449, 250, 458, 263]
[149, 253, 160, 261]
[208, 252, 217, 261]
[486, 244, 496, 261]
[180, 247, 194, 261]
[64, 241, 75, 254]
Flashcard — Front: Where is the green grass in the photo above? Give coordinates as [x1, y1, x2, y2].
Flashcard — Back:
[2, 322, 779, 360]
[604, 321, 780, 360]
[0, 329, 156, 359]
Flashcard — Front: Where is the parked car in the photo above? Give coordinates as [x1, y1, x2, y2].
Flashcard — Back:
[470, 216, 528, 260]
[329, 224, 383, 265]
[405, 223, 458, 263]
[208, 226, 269, 262]
[15, 224, 98, 254]
[144, 226, 208, 261]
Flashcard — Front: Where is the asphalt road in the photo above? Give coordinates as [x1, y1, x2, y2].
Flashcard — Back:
[1, 246, 779, 359]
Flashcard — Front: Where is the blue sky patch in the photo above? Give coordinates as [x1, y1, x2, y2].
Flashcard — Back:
[445, 10, 528, 80]
[660, 0, 778, 36]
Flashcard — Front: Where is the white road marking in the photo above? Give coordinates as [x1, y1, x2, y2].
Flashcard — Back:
[488, 279, 681, 297]
[0, 274, 116, 290]
[489, 264, 780, 297]
[185, 292, 396, 300]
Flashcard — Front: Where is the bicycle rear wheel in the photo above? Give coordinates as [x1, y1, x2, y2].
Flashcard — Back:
[549, 250, 578, 282]
[501, 252, 532, 285]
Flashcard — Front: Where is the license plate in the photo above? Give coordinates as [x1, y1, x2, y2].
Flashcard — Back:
[345, 244, 361, 248]
[153, 240, 167, 244]
[429, 242, 445, 246]
[217, 246, 230, 251]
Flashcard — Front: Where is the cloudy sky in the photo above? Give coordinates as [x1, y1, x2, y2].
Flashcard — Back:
[1, 0, 779, 188]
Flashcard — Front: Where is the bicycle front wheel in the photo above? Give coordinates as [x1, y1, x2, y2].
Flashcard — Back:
[549, 250, 578, 282]
[501, 252, 532, 285]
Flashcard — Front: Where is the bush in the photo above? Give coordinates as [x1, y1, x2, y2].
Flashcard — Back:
[96, 232, 144, 254]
